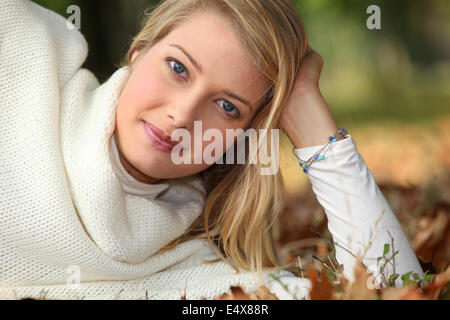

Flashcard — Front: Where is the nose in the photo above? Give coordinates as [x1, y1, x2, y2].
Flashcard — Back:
[166, 94, 200, 131]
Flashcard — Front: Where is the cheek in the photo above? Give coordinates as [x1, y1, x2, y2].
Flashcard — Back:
[213, 129, 239, 156]
[122, 66, 168, 111]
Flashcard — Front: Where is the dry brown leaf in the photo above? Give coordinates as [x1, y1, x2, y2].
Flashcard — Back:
[412, 209, 449, 268]
[213, 285, 278, 300]
[422, 265, 450, 299]
[308, 264, 334, 300]
[249, 286, 279, 300]
[381, 286, 428, 300]
[341, 256, 378, 300]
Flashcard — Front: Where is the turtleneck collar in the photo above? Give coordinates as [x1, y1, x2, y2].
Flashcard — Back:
[109, 133, 170, 199]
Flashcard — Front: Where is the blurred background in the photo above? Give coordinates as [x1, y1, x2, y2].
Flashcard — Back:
[32, 0, 449, 285]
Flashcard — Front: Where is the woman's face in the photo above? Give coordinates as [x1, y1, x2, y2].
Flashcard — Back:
[114, 11, 270, 183]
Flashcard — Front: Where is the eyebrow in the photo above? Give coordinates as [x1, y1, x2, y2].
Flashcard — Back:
[169, 43, 253, 112]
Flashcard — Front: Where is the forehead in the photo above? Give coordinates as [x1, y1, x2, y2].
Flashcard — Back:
[158, 11, 270, 105]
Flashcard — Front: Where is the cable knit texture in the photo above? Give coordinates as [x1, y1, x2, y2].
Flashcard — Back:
[0, 0, 302, 300]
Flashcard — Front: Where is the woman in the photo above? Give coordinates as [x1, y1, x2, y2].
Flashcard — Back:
[0, 0, 423, 299]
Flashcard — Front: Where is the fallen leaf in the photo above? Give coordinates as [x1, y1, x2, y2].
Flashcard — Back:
[381, 286, 428, 300]
[308, 264, 334, 300]
[213, 285, 278, 300]
[422, 265, 450, 300]
[341, 256, 378, 300]
[412, 208, 449, 272]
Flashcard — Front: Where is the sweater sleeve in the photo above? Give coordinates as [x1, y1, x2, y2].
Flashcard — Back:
[292, 133, 424, 287]
[0, 0, 88, 91]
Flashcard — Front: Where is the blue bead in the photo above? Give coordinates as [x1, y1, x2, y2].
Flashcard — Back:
[302, 163, 306, 168]
[303, 168, 308, 173]
[320, 156, 324, 160]
[332, 138, 337, 142]
[314, 155, 319, 160]
[329, 136, 334, 142]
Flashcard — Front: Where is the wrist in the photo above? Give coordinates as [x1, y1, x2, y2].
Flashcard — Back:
[287, 125, 340, 149]
[294, 127, 348, 174]
[284, 108, 340, 149]
[283, 88, 341, 149]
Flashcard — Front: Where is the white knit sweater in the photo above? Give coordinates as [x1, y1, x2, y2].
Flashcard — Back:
[0, 0, 423, 300]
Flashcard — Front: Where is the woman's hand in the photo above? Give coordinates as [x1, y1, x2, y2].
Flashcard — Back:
[281, 46, 342, 149]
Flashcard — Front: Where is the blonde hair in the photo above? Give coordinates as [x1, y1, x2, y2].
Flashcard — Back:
[120, 0, 308, 280]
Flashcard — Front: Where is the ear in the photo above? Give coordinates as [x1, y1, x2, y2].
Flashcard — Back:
[130, 49, 141, 65]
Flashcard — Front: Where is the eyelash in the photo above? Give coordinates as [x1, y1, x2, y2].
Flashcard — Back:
[165, 57, 241, 120]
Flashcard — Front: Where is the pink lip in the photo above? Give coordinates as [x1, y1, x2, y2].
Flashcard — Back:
[142, 120, 179, 153]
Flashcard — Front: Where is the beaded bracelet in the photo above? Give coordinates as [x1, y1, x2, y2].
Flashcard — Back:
[294, 128, 348, 173]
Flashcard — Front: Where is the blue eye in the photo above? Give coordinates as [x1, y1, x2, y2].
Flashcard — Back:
[222, 101, 234, 112]
[218, 99, 240, 119]
[166, 57, 240, 120]
[167, 59, 188, 79]
[172, 61, 186, 74]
